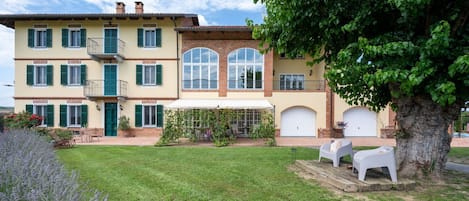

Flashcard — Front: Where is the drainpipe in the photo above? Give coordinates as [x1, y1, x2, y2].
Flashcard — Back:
[171, 16, 180, 99]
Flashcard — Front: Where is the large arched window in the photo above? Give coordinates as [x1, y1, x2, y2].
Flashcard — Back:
[228, 48, 263, 89]
[182, 47, 218, 89]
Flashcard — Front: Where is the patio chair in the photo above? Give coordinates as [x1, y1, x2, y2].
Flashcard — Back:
[352, 146, 397, 182]
[318, 139, 354, 167]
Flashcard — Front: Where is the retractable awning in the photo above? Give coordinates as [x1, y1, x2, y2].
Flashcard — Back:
[166, 99, 273, 110]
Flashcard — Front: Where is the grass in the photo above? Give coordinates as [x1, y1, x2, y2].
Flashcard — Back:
[57, 146, 342, 201]
[57, 146, 469, 201]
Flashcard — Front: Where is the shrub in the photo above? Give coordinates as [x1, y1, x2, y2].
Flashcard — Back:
[0, 129, 107, 201]
[4, 111, 43, 129]
[249, 112, 276, 146]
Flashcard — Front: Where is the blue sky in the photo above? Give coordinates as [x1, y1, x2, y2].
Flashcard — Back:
[0, 0, 266, 106]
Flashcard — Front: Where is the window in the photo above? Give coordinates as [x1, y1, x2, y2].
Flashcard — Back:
[228, 48, 263, 89]
[280, 74, 305, 90]
[137, 28, 162, 48]
[28, 28, 52, 48]
[26, 104, 54, 127]
[136, 64, 162, 86]
[61, 64, 86, 86]
[27, 65, 53, 86]
[59, 104, 87, 127]
[135, 104, 163, 127]
[143, 105, 156, 126]
[230, 109, 261, 136]
[68, 105, 82, 127]
[31, 105, 47, 126]
[69, 29, 81, 47]
[183, 48, 219, 89]
[62, 28, 86, 48]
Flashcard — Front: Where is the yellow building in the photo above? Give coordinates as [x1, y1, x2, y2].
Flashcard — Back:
[0, 2, 396, 138]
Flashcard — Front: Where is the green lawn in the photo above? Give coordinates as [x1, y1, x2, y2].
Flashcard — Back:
[57, 146, 469, 201]
[57, 146, 341, 201]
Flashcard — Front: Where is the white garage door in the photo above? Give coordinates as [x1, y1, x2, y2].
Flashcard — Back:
[343, 107, 377, 137]
[281, 107, 316, 136]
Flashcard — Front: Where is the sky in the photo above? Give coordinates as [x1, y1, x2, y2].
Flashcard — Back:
[0, 0, 266, 107]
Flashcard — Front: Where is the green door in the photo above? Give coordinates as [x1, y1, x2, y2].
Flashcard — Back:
[104, 28, 117, 54]
[104, 64, 117, 96]
[105, 103, 117, 136]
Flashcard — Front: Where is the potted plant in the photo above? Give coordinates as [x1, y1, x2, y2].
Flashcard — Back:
[118, 115, 133, 137]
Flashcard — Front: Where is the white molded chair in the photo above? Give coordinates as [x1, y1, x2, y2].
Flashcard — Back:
[352, 146, 397, 182]
[318, 139, 354, 167]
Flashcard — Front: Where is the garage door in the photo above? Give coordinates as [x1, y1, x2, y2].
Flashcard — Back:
[343, 107, 377, 137]
[281, 107, 316, 136]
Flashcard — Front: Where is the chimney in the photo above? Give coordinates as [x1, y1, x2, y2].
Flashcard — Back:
[116, 2, 126, 14]
[135, 1, 144, 14]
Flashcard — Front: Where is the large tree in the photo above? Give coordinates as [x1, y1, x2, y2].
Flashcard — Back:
[250, 0, 469, 178]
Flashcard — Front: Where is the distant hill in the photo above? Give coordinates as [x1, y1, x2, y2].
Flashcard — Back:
[0, 106, 14, 113]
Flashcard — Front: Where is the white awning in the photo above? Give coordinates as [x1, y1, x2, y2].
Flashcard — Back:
[166, 99, 273, 110]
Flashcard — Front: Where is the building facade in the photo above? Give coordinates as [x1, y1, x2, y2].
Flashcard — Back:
[0, 2, 396, 138]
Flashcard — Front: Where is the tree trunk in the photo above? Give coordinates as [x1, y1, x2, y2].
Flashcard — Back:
[395, 96, 461, 179]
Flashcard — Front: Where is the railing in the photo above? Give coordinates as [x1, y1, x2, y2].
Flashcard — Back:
[227, 80, 264, 89]
[273, 80, 325, 91]
[87, 37, 125, 60]
[84, 80, 128, 98]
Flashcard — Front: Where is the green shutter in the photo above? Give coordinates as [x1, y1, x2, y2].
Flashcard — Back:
[60, 104, 67, 127]
[46, 29, 52, 48]
[81, 104, 88, 127]
[136, 64, 143, 85]
[27, 65, 34, 85]
[81, 64, 87, 85]
[28, 29, 34, 47]
[155, 28, 162, 47]
[156, 105, 163, 127]
[135, 105, 142, 127]
[156, 64, 162, 85]
[26, 104, 33, 114]
[62, 28, 68, 47]
[47, 104, 54, 127]
[61, 65, 68, 85]
[80, 29, 87, 47]
[137, 28, 143, 47]
[46, 65, 53, 86]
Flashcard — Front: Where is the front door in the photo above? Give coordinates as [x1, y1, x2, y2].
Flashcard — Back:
[104, 28, 118, 54]
[105, 103, 117, 136]
[104, 64, 117, 96]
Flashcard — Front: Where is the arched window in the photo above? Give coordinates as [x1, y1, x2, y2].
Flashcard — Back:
[182, 48, 218, 89]
[227, 48, 263, 89]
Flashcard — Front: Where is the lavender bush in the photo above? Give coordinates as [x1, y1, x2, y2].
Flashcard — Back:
[0, 129, 107, 201]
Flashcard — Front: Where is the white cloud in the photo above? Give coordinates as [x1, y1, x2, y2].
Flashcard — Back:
[84, 0, 263, 14]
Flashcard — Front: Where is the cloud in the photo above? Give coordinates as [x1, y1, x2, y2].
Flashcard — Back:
[84, 0, 263, 14]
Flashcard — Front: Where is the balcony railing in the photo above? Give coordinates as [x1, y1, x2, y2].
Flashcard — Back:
[273, 80, 325, 91]
[87, 37, 125, 62]
[84, 80, 128, 99]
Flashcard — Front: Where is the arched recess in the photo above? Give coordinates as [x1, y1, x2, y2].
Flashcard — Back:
[280, 106, 316, 136]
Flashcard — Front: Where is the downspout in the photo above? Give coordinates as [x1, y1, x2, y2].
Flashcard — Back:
[171, 16, 180, 99]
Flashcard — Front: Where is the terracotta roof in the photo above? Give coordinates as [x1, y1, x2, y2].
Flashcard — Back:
[0, 13, 199, 29]
[175, 26, 252, 32]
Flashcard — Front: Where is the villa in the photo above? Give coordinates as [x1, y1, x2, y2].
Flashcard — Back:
[0, 2, 396, 138]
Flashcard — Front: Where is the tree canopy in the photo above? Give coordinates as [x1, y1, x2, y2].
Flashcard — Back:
[251, 0, 469, 111]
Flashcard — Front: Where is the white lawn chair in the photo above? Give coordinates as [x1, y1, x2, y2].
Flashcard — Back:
[352, 146, 397, 182]
[318, 139, 354, 167]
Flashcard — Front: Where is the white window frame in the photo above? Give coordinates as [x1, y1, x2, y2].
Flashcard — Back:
[279, 74, 305, 90]
[68, 105, 82, 127]
[35, 28, 47, 48]
[228, 48, 264, 90]
[33, 105, 47, 126]
[68, 65, 81, 85]
[144, 29, 156, 48]
[34, 65, 47, 86]
[143, 105, 157, 127]
[182, 47, 219, 89]
[143, 65, 156, 85]
[69, 28, 81, 48]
